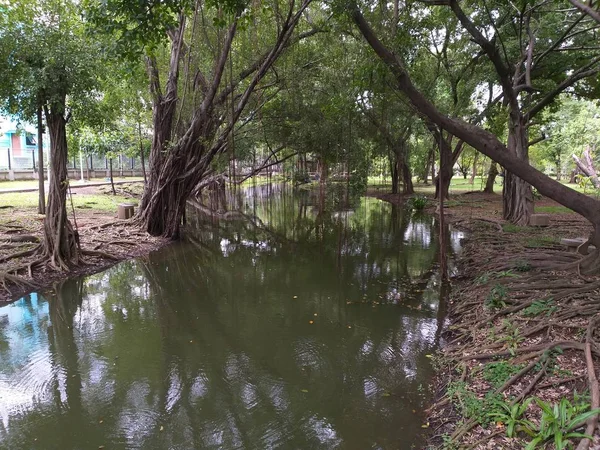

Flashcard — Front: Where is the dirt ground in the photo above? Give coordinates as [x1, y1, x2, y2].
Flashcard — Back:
[370, 190, 600, 450]
[0, 184, 168, 303]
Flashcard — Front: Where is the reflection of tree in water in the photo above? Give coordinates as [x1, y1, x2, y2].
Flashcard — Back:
[142, 187, 451, 447]
[0, 186, 454, 449]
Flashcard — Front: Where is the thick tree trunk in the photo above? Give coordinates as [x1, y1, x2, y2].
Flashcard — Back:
[503, 119, 533, 225]
[484, 162, 498, 193]
[433, 135, 456, 200]
[319, 157, 328, 184]
[42, 111, 79, 270]
[138, 144, 208, 239]
[430, 148, 436, 185]
[423, 147, 434, 184]
[570, 169, 579, 184]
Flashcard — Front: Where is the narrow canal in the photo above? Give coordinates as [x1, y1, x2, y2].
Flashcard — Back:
[0, 185, 463, 449]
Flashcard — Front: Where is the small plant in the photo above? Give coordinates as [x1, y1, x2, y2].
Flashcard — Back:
[522, 298, 557, 317]
[447, 381, 504, 428]
[494, 269, 519, 279]
[514, 260, 532, 272]
[293, 170, 310, 184]
[532, 187, 542, 200]
[500, 320, 524, 355]
[475, 272, 491, 285]
[526, 235, 557, 248]
[502, 223, 526, 233]
[483, 361, 525, 388]
[525, 398, 600, 450]
[489, 398, 535, 438]
[575, 174, 593, 194]
[485, 284, 508, 309]
[441, 433, 460, 450]
[408, 195, 428, 211]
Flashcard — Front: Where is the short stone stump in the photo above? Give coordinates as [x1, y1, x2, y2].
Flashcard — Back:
[529, 214, 550, 227]
[117, 203, 135, 220]
[560, 237, 597, 254]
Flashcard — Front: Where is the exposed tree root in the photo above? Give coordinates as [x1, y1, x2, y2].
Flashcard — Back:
[0, 269, 38, 293]
[576, 317, 600, 450]
[0, 246, 40, 264]
[81, 249, 120, 260]
[428, 218, 600, 449]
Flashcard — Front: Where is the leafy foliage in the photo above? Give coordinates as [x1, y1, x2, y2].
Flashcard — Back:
[485, 284, 508, 309]
[525, 398, 600, 450]
[408, 195, 428, 211]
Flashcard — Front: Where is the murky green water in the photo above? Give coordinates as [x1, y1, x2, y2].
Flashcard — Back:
[0, 186, 462, 449]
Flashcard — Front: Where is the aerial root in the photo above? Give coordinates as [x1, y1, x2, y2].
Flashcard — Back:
[576, 316, 600, 450]
[0, 271, 38, 294]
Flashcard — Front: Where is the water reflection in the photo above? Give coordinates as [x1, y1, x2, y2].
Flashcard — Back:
[0, 185, 461, 449]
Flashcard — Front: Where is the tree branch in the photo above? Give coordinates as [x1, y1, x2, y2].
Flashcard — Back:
[568, 0, 600, 24]
[526, 56, 600, 119]
[350, 5, 600, 224]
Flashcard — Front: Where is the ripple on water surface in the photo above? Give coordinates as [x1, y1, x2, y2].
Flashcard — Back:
[0, 190, 453, 449]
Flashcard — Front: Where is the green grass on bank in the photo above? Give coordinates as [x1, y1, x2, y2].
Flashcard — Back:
[534, 205, 576, 214]
[1, 191, 135, 211]
[368, 175, 600, 198]
[0, 177, 144, 191]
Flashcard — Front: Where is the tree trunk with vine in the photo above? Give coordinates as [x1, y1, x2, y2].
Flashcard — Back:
[42, 109, 80, 270]
[484, 162, 498, 193]
[137, 3, 312, 239]
[503, 118, 533, 225]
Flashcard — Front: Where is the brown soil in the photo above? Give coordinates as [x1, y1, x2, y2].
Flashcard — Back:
[0, 189, 168, 304]
[371, 190, 600, 450]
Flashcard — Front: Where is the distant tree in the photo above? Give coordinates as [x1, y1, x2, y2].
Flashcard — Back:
[538, 96, 600, 183]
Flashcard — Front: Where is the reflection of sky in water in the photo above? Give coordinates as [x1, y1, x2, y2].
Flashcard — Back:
[0, 189, 460, 449]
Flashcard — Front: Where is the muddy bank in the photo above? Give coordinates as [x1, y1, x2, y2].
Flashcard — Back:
[0, 185, 169, 303]
[375, 190, 600, 449]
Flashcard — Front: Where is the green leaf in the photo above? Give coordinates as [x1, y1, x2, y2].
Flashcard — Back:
[566, 408, 600, 431]
[525, 437, 543, 450]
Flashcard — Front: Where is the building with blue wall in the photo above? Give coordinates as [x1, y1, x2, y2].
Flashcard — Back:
[0, 117, 48, 171]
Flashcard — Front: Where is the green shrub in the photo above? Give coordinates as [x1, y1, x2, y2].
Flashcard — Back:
[525, 398, 600, 450]
[293, 171, 310, 184]
[408, 195, 428, 211]
[483, 361, 525, 388]
[522, 298, 557, 317]
[485, 284, 508, 309]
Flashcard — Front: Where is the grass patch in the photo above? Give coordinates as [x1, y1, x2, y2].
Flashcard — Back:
[483, 361, 526, 388]
[534, 205, 575, 214]
[502, 223, 527, 233]
[0, 191, 134, 211]
[525, 236, 557, 247]
[0, 177, 143, 191]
